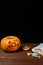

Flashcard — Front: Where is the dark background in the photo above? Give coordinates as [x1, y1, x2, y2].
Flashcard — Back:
[0, 0, 43, 43]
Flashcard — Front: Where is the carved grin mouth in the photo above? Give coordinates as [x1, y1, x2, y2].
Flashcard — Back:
[8, 44, 16, 48]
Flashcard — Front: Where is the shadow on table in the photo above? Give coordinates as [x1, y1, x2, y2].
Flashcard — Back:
[3, 46, 23, 53]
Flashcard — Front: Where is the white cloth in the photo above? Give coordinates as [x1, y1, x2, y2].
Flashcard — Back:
[32, 43, 43, 53]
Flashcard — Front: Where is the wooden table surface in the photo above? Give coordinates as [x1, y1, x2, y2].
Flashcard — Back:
[0, 43, 43, 65]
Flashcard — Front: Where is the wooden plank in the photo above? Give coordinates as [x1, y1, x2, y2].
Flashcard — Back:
[0, 43, 43, 65]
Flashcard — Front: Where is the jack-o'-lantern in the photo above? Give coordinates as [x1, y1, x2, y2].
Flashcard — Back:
[1, 36, 21, 52]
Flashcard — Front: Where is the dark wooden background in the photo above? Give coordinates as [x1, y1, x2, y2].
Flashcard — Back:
[0, 1, 43, 65]
[0, 0, 43, 43]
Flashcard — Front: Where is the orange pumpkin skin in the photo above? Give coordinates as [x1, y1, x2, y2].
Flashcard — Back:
[1, 36, 21, 52]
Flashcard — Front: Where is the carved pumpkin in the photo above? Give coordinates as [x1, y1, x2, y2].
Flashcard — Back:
[1, 36, 21, 52]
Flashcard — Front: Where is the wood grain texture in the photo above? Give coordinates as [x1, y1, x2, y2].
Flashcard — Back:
[0, 43, 43, 65]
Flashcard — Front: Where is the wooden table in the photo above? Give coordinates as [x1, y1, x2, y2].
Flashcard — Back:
[0, 43, 43, 65]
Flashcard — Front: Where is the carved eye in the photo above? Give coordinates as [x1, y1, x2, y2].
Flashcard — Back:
[8, 41, 11, 44]
[7, 41, 11, 47]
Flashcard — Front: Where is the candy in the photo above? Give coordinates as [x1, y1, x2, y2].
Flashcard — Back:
[23, 46, 30, 51]
[26, 52, 31, 56]
[31, 53, 41, 58]
[38, 51, 43, 56]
